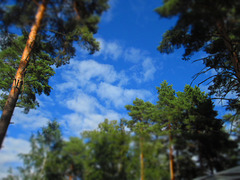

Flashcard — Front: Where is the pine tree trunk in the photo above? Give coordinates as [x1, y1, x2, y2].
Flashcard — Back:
[216, 21, 240, 82]
[0, 1, 47, 148]
[40, 153, 47, 178]
[169, 124, 175, 180]
[140, 136, 145, 180]
[69, 164, 74, 180]
[176, 149, 179, 179]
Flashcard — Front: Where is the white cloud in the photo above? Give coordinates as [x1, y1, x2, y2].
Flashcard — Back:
[60, 90, 122, 136]
[128, 58, 157, 83]
[91, 39, 158, 83]
[199, 84, 210, 94]
[66, 90, 104, 115]
[58, 81, 152, 135]
[57, 88, 123, 135]
[52, 47, 156, 135]
[214, 92, 237, 107]
[36, 94, 55, 108]
[0, 137, 30, 179]
[76, 60, 118, 84]
[101, 0, 118, 23]
[142, 57, 156, 81]
[0, 39, 159, 178]
[96, 39, 123, 60]
[61, 109, 121, 136]
[97, 39, 150, 64]
[54, 59, 153, 135]
[124, 47, 147, 63]
[56, 60, 120, 92]
[97, 82, 152, 108]
[61, 112, 119, 137]
[11, 108, 51, 130]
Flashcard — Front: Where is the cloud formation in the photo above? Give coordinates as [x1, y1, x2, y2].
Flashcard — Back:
[11, 108, 51, 130]
[60, 90, 122, 135]
[0, 137, 30, 179]
[97, 82, 151, 108]
[0, 35, 159, 176]
[101, 0, 119, 23]
[55, 59, 153, 135]
[96, 39, 123, 60]
[142, 57, 156, 81]
[95, 39, 158, 82]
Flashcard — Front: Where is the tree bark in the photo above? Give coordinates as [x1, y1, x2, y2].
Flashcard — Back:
[40, 152, 47, 179]
[69, 164, 74, 180]
[216, 21, 240, 82]
[140, 136, 144, 180]
[0, 1, 47, 148]
[169, 124, 175, 180]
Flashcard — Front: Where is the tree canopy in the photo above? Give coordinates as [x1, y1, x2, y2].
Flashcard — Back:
[0, 35, 55, 113]
[0, 0, 109, 148]
[156, 0, 240, 109]
[3, 81, 238, 179]
[1, 1, 239, 179]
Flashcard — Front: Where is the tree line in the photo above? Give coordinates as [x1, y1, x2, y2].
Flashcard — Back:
[3, 81, 239, 180]
[0, 0, 240, 179]
[0, 0, 240, 149]
[0, 0, 109, 148]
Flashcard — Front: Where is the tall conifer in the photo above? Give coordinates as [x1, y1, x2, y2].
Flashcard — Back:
[0, 0, 109, 148]
[125, 98, 156, 180]
[156, 0, 240, 109]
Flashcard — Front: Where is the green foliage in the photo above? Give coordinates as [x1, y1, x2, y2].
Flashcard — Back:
[61, 137, 86, 179]
[18, 120, 64, 180]
[156, 80, 178, 130]
[143, 139, 169, 180]
[223, 113, 240, 165]
[2, 168, 20, 180]
[224, 113, 240, 137]
[156, 0, 240, 109]
[155, 81, 238, 178]
[125, 97, 169, 180]
[1, 0, 109, 64]
[0, 0, 109, 112]
[175, 85, 237, 177]
[125, 98, 156, 135]
[0, 35, 55, 113]
[82, 119, 131, 180]
[2, 82, 238, 180]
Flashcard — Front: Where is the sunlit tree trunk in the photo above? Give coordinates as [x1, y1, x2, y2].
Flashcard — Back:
[40, 153, 47, 179]
[69, 164, 74, 180]
[0, 1, 48, 148]
[140, 136, 145, 180]
[175, 149, 180, 178]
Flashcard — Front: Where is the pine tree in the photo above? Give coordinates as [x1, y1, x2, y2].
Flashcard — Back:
[0, 35, 55, 113]
[18, 120, 64, 179]
[61, 137, 86, 180]
[176, 85, 237, 177]
[82, 119, 131, 180]
[125, 98, 156, 180]
[155, 0, 240, 109]
[0, 0, 109, 148]
[156, 81, 178, 180]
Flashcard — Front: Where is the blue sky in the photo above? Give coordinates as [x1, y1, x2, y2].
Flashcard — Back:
[0, 0, 228, 177]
